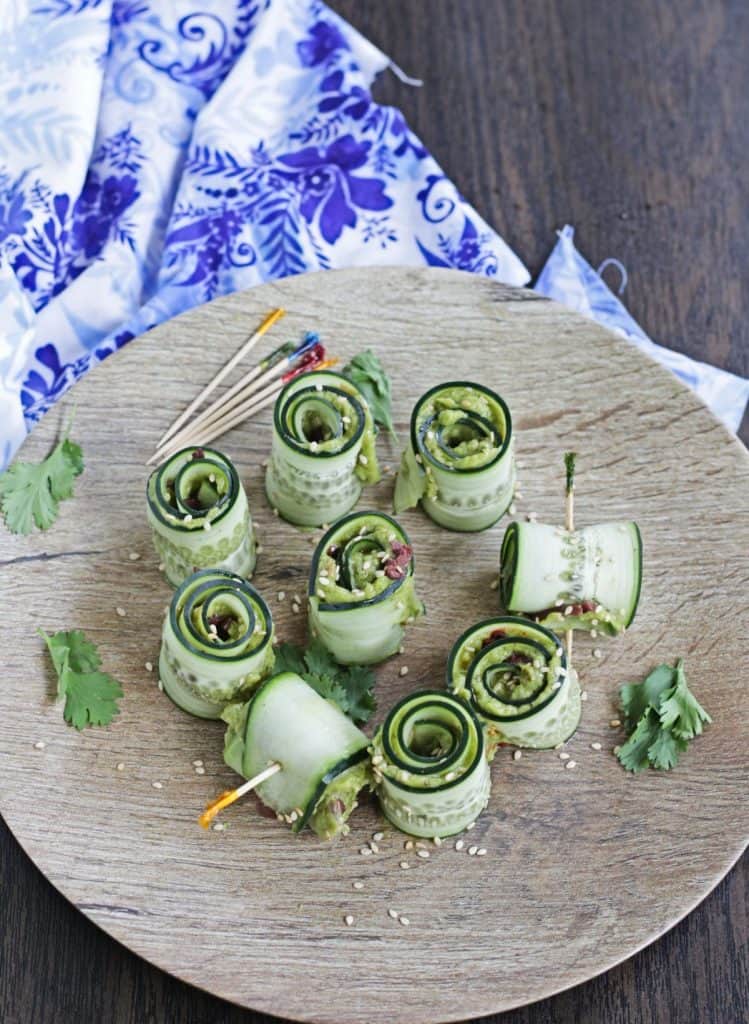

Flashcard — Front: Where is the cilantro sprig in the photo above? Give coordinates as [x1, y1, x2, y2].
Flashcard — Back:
[342, 350, 397, 442]
[39, 629, 123, 730]
[273, 638, 376, 725]
[617, 659, 711, 772]
[0, 424, 84, 534]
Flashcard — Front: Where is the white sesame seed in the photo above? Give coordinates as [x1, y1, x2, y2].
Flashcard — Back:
[292, 603, 300, 614]
[509, 503, 516, 515]
[590, 629, 598, 639]
[344, 914, 354, 926]
[613, 745, 621, 755]
[195, 766, 206, 775]
[400, 860, 410, 869]
[309, 441, 319, 452]
[212, 822, 225, 832]
[158, 562, 165, 572]
[192, 759, 204, 767]
[157, 679, 164, 691]
[476, 848, 487, 857]
[404, 839, 414, 850]
[358, 454, 368, 465]
[564, 605, 573, 616]
[399, 666, 409, 677]
[433, 836, 442, 847]
[277, 590, 285, 601]
[455, 839, 464, 851]
[565, 760, 577, 769]
[399, 646, 405, 655]
[559, 752, 570, 760]
[610, 719, 621, 728]
[580, 690, 588, 702]
[360, 847, 372, 857]
[489, 578, 499, 590]
[353, 881, 364, 890]
[33, 740, 45, 750]
[369, 842, 379, 853]
[272, 507, 279, 517]
[116, 606, 126, 617]
[145, 661, 153, 672]
[445, 771, 457, 781]
[152, 781, 163, 789]
[466, 821, 476, 830]
[315, 383, 323, 392]
[399, 916, 410, 926]
[256, 544, 263, 554]
[416, 849, 430, 860]
[593, 648, 602, 659]
[388, 908, 399, 919]
[468, 846, 478, 856]
[591, 742, 602, 751]
[116, 762, 125, 771]
[373, 831, 384, 842]
[129, 552, 141, 561]
[513, 749, 522, 761]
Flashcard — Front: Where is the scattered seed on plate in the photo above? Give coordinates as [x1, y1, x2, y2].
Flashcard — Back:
[476, 848, 487, 857]
[455, 839, 464, 851]
[373, 831, 384, 842]
[416, 849, 430, 860]
[399, 666, 409, 677]
[116, 762, 125, 771]
[466, 821, 476, 830]
[399, 860, 410, 870]
[212, 822, 225, 832]
[489, 578, 499, 591]
[292, 603, 300, 614]
[399, 916, 410, 927]
[613, 745, 621, 755]
[195, 766, 206, 775]
[369, 842, 379, 853]
[158, 562, 165, 572]
[344, 914, 354, 926]
[468, 846, 478, 856]
[580, 690, 588, 702]
[559, 752, 570, 761]
[610, 719, 621, 728]
[353, 881, 364, 890]
[145, 661, 153, 673]
[398, 646, 405, 655]
[513, 750, 522, 761]
[152, 781, 163, 789]
[591, 742, 602, 751]
[565, 760, 577, 770]
[388, 908, 399, 920]
[360, 846, 372, 857]
[33, 740, 45, 750]
[193, 759, 203, 767]
[129, 552, 141, 561]
[432, 836, 442, 847]
[509, 503, 516, 515]
[592, 648, 602, 659]
[116, 606, 126, 617]
[277, 591, 285, 601]
[404, 839, 414, 851]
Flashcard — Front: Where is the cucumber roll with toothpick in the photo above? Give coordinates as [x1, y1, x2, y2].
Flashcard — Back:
[394, 382, 515, 532]
[265, 370, 380, 527]
[147, 446, 255, 587]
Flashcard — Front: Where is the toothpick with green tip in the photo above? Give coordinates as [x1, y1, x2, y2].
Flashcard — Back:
[564, 452, 576, 664]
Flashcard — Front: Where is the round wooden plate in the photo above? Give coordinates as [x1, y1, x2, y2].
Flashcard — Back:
[1, 268, 747, 1024]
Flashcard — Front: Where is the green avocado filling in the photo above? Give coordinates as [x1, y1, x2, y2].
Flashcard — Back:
[418, 386, 505, 470]
[309, 760, 372, 840]
[535, 607, 626, 637]
[221, 699, 249, 776]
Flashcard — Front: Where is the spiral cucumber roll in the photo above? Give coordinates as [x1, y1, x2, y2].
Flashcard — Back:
[265, 370, 380, 527]
[394, 382, 515, 532]
[308, 511, 424, 665]
[147, 446, 255, 587]
[222, 672, 371, 840]
[159, 570, 275, 719]
[500, 521, 642, 635]
[447, 617, 581, 752]
[371, 691, 491, 838]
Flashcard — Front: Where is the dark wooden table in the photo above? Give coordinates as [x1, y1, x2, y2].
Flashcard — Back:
[1, 1, 747, 1022]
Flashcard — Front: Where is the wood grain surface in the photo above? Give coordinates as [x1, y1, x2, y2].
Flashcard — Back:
[0, 268, 747, 1024]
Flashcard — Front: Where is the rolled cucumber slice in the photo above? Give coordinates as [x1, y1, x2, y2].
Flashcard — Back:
[394, 381, 516, 532]
[159, 569, 275, 718]
[147, 446, 255, 587]
[265, 370, 380, 527]
[372, 690, 491, 838]
[500, 520, 642, 635]
[222, 672, 371, 839]
[447, 617, 581, 752]
[308, 511, 424, 664]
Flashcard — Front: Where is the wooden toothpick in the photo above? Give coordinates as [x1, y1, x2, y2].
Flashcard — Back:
[564, 451, 576, 665]
[199, 762, 282, 829]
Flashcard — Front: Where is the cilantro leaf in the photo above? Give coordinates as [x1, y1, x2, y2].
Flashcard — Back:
[272, 639, 376, 725]
[648, 727, 689, 771]
[342, 350, 397, 441]
[658, 659, 712, 740]
[617, 709, 662, 772]
[61, 667, 123, 730]
[0, 431, 84, 534]
[619, 663, 675, 730]
[40, 628, 122, 729]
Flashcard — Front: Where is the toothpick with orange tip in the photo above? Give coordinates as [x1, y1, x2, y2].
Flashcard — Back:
[199, 762, 282, 829]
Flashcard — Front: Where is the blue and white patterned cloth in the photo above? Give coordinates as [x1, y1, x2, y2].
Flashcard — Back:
[0, 2, 746, 470]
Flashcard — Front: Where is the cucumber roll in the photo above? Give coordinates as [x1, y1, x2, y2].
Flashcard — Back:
[308, 511, 424, 665]
[447, 617, 581, 752]
[222, 672, 371, 840]
[500, 521, 642, 635]
[371, 690, 491, 838]
[394, 381, 516, 532]
[147, 446, 255, 587]
[159, 569, 275, 719]
[265, 370, 380, 527]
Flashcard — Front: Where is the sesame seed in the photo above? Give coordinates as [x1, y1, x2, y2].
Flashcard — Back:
[591, 742, 602, 751]
[455, 839, 464, 851]
[404, 839, 414, 850]
[476, 848, 487, 857]
[433, 836, 442, 847]
[359, 847, 372, 857]
[158, 562, 165, 572]
[116, 606, 126, 617]
[590, 629, 598, 639]
[559, 752, 570, 760]
[358, 454, 368, 466]
[116, 762, 125, 771]
[256, 544, 263, 554]
[293, 593, 301, 604]
[565, 760, 577, 769]
[353, 881, 364, 890]
[613, 745, 621, 755]
[152, 781, 163, 789]
[400, 861, 410, 869]
[278, 591, 285, 601]
[192, 759, 204, 767]
[292, 604, 300, 614]
[272, 507, 279, 517]
[373, 831, 384, 842]
[399, 646, 405, 655]
[445, 771, 457, 781]
[512, 750, 522, 761]
[509, 503, 516, 515]
[33, 740, 45, 750]
[369, 842, 379, 853]
[580, 690, 588, 702]
[184, 513, 193, 523]
[310, 441, 319, 452]
[468, 846, 478, 856]
[195, 766, 206, 775]
[212, 822, 225, 832]
[315, 383, 323, 392]
[593, 648, 602, 659]
[610, 719, 621, 728]
[129, 552, 140, 561]
[399, 666, 409, 677]
[489, 578, 499, 591]
[158, 680, 164, 691]
[203, 521, 211, 531]
[466, 821, 476, 830]
[344, 914, 354, 926]
[388, 908, 399, 919]
[564, 605, 573, 616]
[399, 916, 410, 926]
[145, 661, 153, 672]
[416, 849, 430, 860]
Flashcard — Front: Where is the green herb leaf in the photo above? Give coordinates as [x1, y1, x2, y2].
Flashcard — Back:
[616, 708, 662, 772]
[273, 639, 376, 725]
[342, 350, 397, 441]
[0, 432, 84, 534]
[658, 659, 712, 740]
[40, 628, 122, 729]
[619, 663, 675, 730]
[647, 727, 689, 771]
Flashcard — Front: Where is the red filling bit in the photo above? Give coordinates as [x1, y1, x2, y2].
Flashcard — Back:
[207, 614, 234, 641]
[482, 628, 507, 647]
[191, 448, 205, 459]
[534, 599, 597, 619]
[384, 541, 413, 579]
